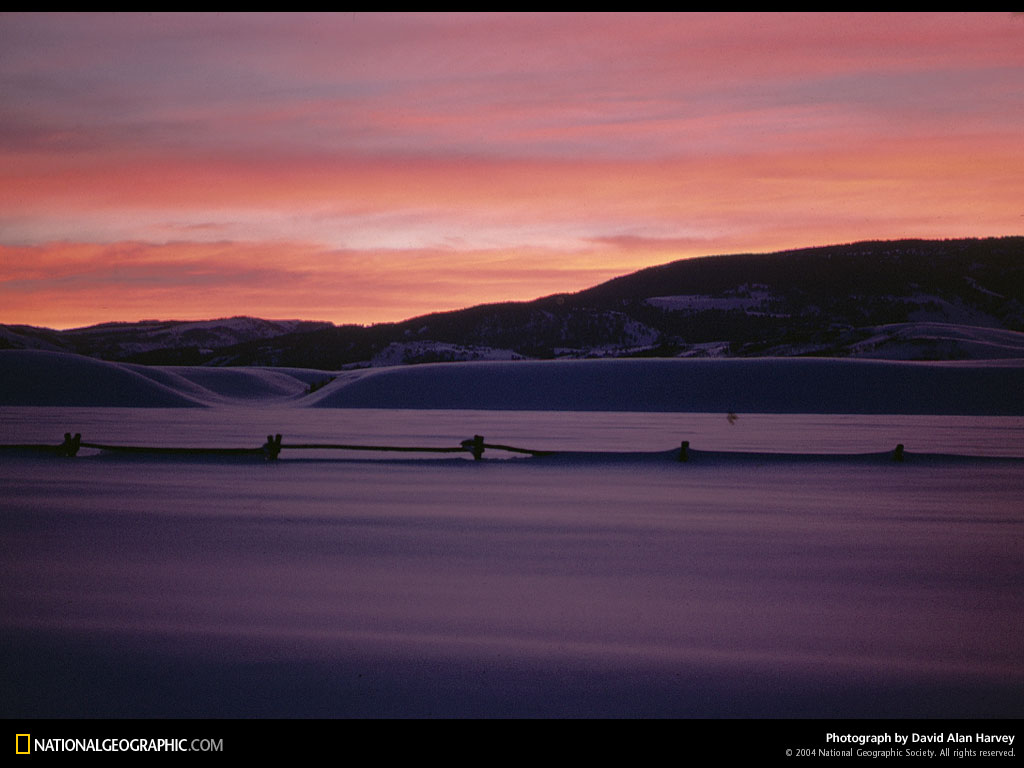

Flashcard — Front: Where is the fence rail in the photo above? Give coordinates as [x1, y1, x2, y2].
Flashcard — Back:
[2, 434, 1011, 465]
[0, 433, 933, 465]
[0, 432, 555, 461]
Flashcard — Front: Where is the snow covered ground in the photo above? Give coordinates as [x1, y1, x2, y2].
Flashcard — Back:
[5, 350, 1024, 414]
[1, 351, 1022, 717]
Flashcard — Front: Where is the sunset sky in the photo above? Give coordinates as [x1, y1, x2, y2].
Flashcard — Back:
[2, 12, 1022, 329]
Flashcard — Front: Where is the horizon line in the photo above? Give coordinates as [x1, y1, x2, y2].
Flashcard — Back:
[6, 234, 1021, 332]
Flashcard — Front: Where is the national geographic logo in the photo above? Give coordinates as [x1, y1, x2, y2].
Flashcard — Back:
[14, 734, 224, 754]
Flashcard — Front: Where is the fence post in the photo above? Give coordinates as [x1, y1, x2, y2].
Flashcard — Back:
[59, 432, 81, 457]
[461, 435, 485, 461]
[678, 440, 689, 462]
[262, 434, 283, 460]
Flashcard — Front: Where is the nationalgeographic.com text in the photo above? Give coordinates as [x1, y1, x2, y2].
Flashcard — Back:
[22, 737, 223, 754]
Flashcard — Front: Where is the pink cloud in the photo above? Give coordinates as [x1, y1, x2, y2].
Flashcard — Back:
[1, 13, 1022, 327]
[0, 240, 632, 329]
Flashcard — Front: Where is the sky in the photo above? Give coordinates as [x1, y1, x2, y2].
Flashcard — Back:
[1, 12, 1022, 330]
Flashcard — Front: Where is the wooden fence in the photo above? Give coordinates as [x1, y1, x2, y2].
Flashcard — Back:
[0, 433, 919, 463]
[1, 432, 553, 461]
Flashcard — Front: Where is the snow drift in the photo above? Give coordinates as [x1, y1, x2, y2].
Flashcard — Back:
[3, 349, 1024, 414]
[307, 358, 1024, 415]
[0, 350, 318, 407]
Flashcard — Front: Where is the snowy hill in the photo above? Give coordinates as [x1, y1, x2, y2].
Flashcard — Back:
[0, 317, 331, 364]
[3, 349, 1023, 414]
[2, 237, 1021, 366]
[305, 357, 1024, 415]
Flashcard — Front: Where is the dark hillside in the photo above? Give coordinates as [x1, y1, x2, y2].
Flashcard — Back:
[3, 237, 1021, 365]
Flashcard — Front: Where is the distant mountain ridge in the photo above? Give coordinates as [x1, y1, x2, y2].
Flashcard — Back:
[0, 317, 332, 364]
[3, 237, 1023, 367]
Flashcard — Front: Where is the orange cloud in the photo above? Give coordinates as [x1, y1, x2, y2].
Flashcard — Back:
[3, 128, 1019, 225]
[2, 13, 1022, 328]
[0, 240, 635, 329]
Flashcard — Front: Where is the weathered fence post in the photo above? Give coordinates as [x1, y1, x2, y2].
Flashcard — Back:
[59, 432, 81, 457]
[678, 440, 689, 462]
[461, 435, 485, 461]
[893, 443, 904, 463]
[262, 434, 283, 460]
